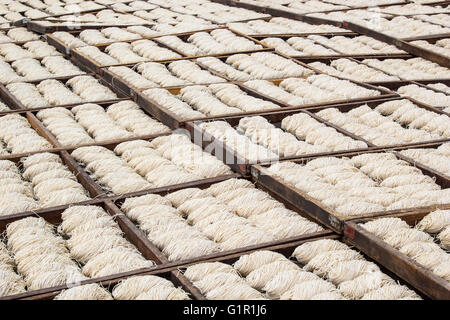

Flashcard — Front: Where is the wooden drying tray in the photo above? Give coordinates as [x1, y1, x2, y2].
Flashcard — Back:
[344, 211, 450, 299]
[305, 96, 450, 152]
[394, 142, 450, 182]
[28, 20, 155, 34]
[131, 80, 287, 130]
[0, 162, 241, 230]
[224, 0, 407, 27]
[127, 67, 396, 130]
[25, 7, 153, 34]
[343, 20, 450, 68]
[251, 147, 450, 233]
[110, 175, 334, 269]
[0, 201, 170, 301]
[371, 79, 450, 114]
[183, 102, 380, 175]
[297, 54, 450, 87]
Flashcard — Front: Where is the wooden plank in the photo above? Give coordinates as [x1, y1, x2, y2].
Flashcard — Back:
[251, 147, 450, 233]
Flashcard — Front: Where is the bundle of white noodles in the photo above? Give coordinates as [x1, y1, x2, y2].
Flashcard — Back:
[36, 107, 94, 146]
[309, 35, 404, 55]
[6, 76, 117, 108]
[243, 114, 366, 156]
[6, 28, 39, 42]
[145, 82, 279, 119]
[397, 84, 450, 107]
[228, 17, 344, 35]
[105, 100, 170, 136]
[260, 37, 338, 57]
[417, 209, 450, 254]
[54, 284, 113, 300]
[112, 275, 190, 300]
[363, 57, 449, 80]
[0, 43, 35, 62]
[377, 3, 449, 16]
[120, 134, 232, 181]
[6, 217, 87, 290]
[77, 46, 120, 66]
[66, 76, 118, 101]
[309, 58, 400, 82]
[357, 16, 450, 38]
[361, 215, 450, 282]
[244, 74, 380, 106]
[199, 121, 279, 162]
[429, 83, 450, 95]
[51, 32, 87, 49]
[0, 59, 26, 84]
[0, 159, 40, 216]
[22, 40, 62, 59]
[0, 114, 52, 154]
[38, 100, 168, 148]
[8, 56, 84, 82]
[400, 144, 450, 176]
[292, 239, 421, 300]
[0, 31, 13, 44]
[285, 0, 346, 13]
[4, 12, 25, 24]
[415, 14, 450, 29]
[121, 178, 322, 259]
[317, 100, 450, 146]
[267, 153, 449, 216]
[198, 52, 313, 81]
[111, 1, 158, 12]
[152, 20, 216, 34]
[72, 135, 230, 194]
[0, 241, 26, 297]
[41, 56, 85, 77]
[120, 192, 221, 261]
[77, 30, 115, 46]
[101, 41, 181, 65]
[159, 29, 262, 55]
[411, 40, 450, 59]
[59, 205, 155, 278]
[184, 261, 265, 299]
[172, 3, 268, 24]
[22, 152, 91, 207]
[139, 60, 226, 87]
[72, 145, 152, 195]
[186, 245, 404, 300]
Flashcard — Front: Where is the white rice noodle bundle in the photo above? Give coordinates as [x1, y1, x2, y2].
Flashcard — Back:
[233, 251, 288, 276]
[54, 284, 113, 300]
[135, 286, 190, 300]
[184, 262, 238, 282]
[292, 239, 349, 264]
[246, 260, 300, 290]
[112, 275, 177, 300]
[21, 153, 90, 207]
[59, 206, 155, 278]
[361, 285, 421, 300]
[6, 217, 87, 290]
[0, 114, 52, 154]
[0, 242, 26, 297]
[416, 209, 450, 234]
